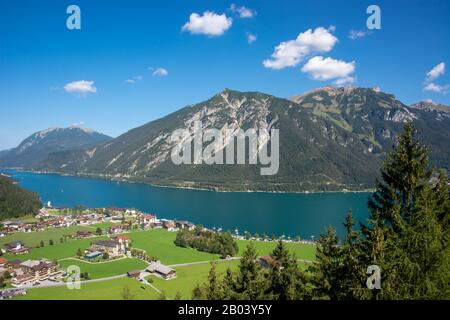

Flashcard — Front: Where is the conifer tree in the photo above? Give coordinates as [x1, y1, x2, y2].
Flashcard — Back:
[235, 242, 268, 299]
[309, 227, 341, 299]
[267, 240, 306, 300]
[361, 122, 450, 299]
[205, 262, 223, 300]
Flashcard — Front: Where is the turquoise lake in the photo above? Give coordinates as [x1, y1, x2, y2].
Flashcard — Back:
[2, 169, 371, 239]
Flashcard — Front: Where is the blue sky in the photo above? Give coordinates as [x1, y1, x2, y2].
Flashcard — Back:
[0, 0, 449, 150]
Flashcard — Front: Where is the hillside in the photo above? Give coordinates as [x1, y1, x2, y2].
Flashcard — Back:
[0, 126, 112, 169]
[0, 174, 42, 219]
[31, 87, 450, 192]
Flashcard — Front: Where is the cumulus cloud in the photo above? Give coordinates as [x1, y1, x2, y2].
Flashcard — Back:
[263, 27, 338, 69]
[64, 80, 97, 95]
[424, 82, 450, 94]
[182, 11, 232, 36]
[348, 29, 370, 40]
[151, 67, 169, 77]
[246, 32, 257, 44]
[301, 56, 356, 85]
[423, 62, 448, 94]
[230, 4, 256, 18]
[425, 62, 445, 83]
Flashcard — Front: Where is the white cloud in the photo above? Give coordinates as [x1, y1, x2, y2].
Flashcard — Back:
[425, 62, 445, 83]
[230, 4, 256, 18]
[348, 29, 370, 40]
[125, 75, 143, 84]
[246, 32, 257, 44]
[64, 80, 97, 95]
[422, 62, 448, 94]
[301, 56, 356, 85]
[182, 11, 232, 36]
[424, 82, 450, 93]
[263, 27, 338, 69]
[151, 67, 169, 77]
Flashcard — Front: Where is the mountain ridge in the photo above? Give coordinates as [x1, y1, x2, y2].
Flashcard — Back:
[2, 87, 449, 192]
[0, 126, 112, 169]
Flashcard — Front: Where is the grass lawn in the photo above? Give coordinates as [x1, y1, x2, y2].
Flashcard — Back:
[236, 240, 317, 261]
[0, 225, 94, 248]
[87, 221, 116, 230]
[15, 277, 159, 300]
[149, 260, 240, 300]
[58, 258, 148, 279]
[3, 238, 102, 261]
[127, 229, 221, 265]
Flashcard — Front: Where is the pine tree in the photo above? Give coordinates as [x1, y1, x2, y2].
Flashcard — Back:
[337, 210, 368, 299]
[309, 226, 341, 299]
[205, 262, 223, 300]
[235, 242, 268, 299]
[267, 240, 306, 300]
[191, 284, 204, 300]
[361, 122, 450, 299]
[221, 267, 236, 300]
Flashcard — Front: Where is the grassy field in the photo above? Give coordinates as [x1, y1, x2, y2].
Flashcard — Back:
[3, 238, 102, 261]
[149, 260, 240, 300]
[0, 225, 93, 248]
[88, 222, 116, 230]
[15, 277, 159, 300]
[127, 229, 221, 265]
[3, 226, 317, 300]
[58, 258, 148, 279]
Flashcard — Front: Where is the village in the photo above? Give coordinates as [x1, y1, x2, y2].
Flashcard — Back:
[0, 203, 316, 300]
[0, 204, 198, 298]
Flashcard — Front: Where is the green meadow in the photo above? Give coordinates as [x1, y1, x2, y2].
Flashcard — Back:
[148, 260, 241, 300]
[127, 229, 221, 265]
[2, 225, 317, 300]
[58, 258, 148, 279]
[0, 225, 93, 248]
[15, 277, 159, 300]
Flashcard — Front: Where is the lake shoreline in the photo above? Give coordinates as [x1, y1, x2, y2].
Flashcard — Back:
[0, 167, 375, 195]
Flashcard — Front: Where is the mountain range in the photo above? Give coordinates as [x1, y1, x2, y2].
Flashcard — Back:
[1, 87, 449, 192]
[0, 126, 112, 169]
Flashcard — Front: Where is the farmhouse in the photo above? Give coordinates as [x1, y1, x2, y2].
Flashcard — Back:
[4, 241, 29, 255]
[6, 259, 22, 270]
[112, 235, 130, 246]
[127, 270, 141, 279]
[146, 261, 176, 280]
[162, 221, 177, 232]
[108, 224, 130, 234]
[0, 257, 7, 267]
[175, 220, 195, 231]
[75, 230, 94, 239]
[138, 214, 157, 225]
[90, 239, 126, 257]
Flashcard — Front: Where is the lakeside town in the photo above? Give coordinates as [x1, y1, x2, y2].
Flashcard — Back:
[0, 203, 316, 299]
